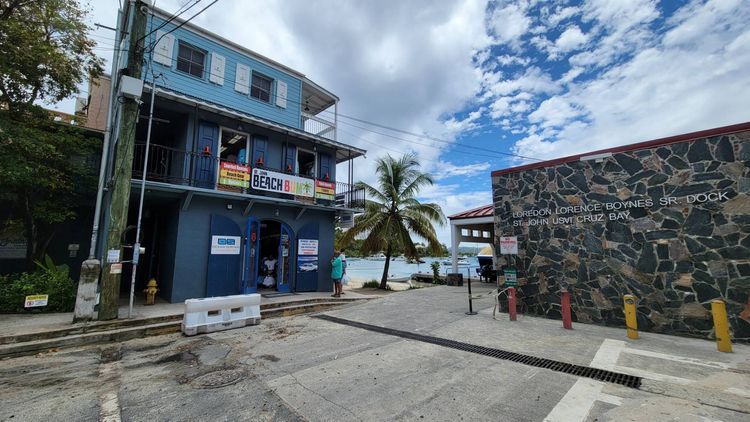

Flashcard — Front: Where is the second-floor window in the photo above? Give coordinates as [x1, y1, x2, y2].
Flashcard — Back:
[251, 73, 272, 102]
[176, 42, 206, 78]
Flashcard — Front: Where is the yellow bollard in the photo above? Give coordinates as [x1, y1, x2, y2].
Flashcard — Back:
[623, 294, 639, 339]
[711, 300, 733, 353]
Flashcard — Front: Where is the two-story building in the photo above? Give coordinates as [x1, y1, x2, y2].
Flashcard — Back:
[110, 5, 365, 302]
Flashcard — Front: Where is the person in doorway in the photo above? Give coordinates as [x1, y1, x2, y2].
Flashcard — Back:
[331, 250, 343, 297]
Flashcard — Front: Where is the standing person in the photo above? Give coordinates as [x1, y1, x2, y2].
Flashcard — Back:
[340, 248, 347, 295]
[331, 250, 343, 297]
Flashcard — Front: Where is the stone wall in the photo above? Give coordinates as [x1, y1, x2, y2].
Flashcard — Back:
[492, 130, 750, 341]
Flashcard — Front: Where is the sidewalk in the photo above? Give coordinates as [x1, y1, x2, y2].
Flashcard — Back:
[0, 289, 373, 339]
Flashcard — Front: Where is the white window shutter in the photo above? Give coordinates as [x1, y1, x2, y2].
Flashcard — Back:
[209, 53, 225, 85]
[276, 80, 287, 108]
[153, 31, 175, 66]
[235, 63, 249, 94]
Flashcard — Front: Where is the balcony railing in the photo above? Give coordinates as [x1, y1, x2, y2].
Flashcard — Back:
[133, 143, 364, 210]
[301, 112, 336, 141]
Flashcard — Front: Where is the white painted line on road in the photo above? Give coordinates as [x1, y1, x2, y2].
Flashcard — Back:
[598, 393, 623, 406]
[725, 387, 750, 399]
[98, 361, 121, 422]
[589, 339, 624, 371]
[544, 378, 604, 422]
[545, 339, 625, 421]
[611, 365, 693, 385]
[622, 347, 732, 370]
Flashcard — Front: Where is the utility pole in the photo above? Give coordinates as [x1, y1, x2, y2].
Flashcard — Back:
[98, 1, 148, 320]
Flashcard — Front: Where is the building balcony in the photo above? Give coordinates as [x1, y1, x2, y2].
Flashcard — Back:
[132, 143, 364, 211]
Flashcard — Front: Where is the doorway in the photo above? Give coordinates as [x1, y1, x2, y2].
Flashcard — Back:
[244, 218, 294, 294]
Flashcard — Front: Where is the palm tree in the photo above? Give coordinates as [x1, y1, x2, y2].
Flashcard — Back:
[341, 153, 445, 289]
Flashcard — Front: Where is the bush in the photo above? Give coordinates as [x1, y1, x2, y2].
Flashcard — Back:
[362, 280, 380, 288]
[0, 256, 77, 313]
[430, 261, 442, 283]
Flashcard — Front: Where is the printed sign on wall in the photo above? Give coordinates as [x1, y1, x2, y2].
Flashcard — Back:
[219, 162, 250, 188]
[24, 294, 48, 308]
[499, 236, 518, 255]
[251, 168, 314, 197]
[298, 239, 319, 256]
[315, 180, 335, 200]
[211, 235, 241, 255]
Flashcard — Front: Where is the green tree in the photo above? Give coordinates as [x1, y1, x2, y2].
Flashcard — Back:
[0, 107, 99, 267]
[0, 0, 103, 111]
[340, 153, 445, 289]
[0, 0, 102, 268]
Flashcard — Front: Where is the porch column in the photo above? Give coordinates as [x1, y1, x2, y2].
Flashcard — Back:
[451, 222, 460, 273]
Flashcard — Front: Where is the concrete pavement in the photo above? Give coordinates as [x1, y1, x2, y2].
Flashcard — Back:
[0, 284, 747, 421]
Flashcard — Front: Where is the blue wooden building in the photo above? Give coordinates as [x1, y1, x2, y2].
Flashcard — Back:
[106, 5, 365, 302]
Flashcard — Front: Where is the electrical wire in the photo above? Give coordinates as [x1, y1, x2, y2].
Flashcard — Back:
[146, 0, 220, 54]
[127, 51, 538, 161]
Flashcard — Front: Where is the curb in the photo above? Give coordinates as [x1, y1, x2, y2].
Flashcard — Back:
[0, 298, 366, 359]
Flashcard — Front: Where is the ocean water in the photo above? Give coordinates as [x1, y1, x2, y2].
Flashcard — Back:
[345, 256, 481, 281]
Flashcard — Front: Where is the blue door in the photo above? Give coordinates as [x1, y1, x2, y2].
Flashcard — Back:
[206, 215, 242, 297]
[277, 223, 294, 293]
[295, 223, 319, 292]
[243, 217, 261, 293]
[194, 122, 219, 188]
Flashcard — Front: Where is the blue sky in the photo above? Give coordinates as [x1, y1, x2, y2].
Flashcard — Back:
[61, 0, 750, 243]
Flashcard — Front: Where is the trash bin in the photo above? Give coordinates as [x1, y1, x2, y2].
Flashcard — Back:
[446, 273, 463, 286]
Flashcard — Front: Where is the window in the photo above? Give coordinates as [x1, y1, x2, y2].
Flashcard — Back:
[176, 42, 206, 78]
[296, 148, 316, 178]
[251, 72, 272, 102]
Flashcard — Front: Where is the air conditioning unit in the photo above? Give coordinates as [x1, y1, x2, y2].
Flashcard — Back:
[118, 75, 144, 100]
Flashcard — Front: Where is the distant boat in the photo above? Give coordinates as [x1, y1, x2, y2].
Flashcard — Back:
[406, 257, 425, 264]
[367, 253, 387, 261]
[441, 258, 470, 266]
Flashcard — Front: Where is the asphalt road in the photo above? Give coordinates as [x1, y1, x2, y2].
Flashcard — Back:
[1, 285, 748, 421]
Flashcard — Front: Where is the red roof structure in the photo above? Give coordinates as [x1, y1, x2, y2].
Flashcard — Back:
[447, 204, 494, 220]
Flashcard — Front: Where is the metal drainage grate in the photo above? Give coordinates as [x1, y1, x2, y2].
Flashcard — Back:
[313, 314, 641, 389]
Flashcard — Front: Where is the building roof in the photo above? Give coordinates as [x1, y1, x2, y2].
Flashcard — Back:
[448, 204, 494, 220]
[491, 121, 750, 177]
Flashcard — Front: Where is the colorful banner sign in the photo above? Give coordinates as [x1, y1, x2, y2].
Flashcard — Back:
[315, 180, 335, 200]
[251, 168, 314, 197]
[219, 162, 250, 188]
[24, 294, 48, 308]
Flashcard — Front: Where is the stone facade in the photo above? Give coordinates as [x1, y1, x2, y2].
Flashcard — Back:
[492, 129, 750, 342]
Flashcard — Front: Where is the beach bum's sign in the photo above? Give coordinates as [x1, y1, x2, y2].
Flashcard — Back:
[219, 162, 250, 188]
[511, 190, 730, 227]
[251, 168, 314, 198]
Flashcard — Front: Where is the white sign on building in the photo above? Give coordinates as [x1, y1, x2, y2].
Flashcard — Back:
[298, 239, 319, 256]
[210, 235, 241, 255]
[499, 236, 518, 255]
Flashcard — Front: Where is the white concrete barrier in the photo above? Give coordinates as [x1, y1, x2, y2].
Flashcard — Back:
[182, 294, 261, 336]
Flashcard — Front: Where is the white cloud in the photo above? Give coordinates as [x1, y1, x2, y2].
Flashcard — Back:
[433, 161, 491, 179]
[547, 5, 581, 26]
[497, 54, 531, 66]
[489, 2, 532, 45]
[484, 66, 561, 97]
[555, 25, 588, 52]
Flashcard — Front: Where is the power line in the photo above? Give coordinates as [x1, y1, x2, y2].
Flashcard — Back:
[146, 0, 220, 54]
[136, 0, 202, 48]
